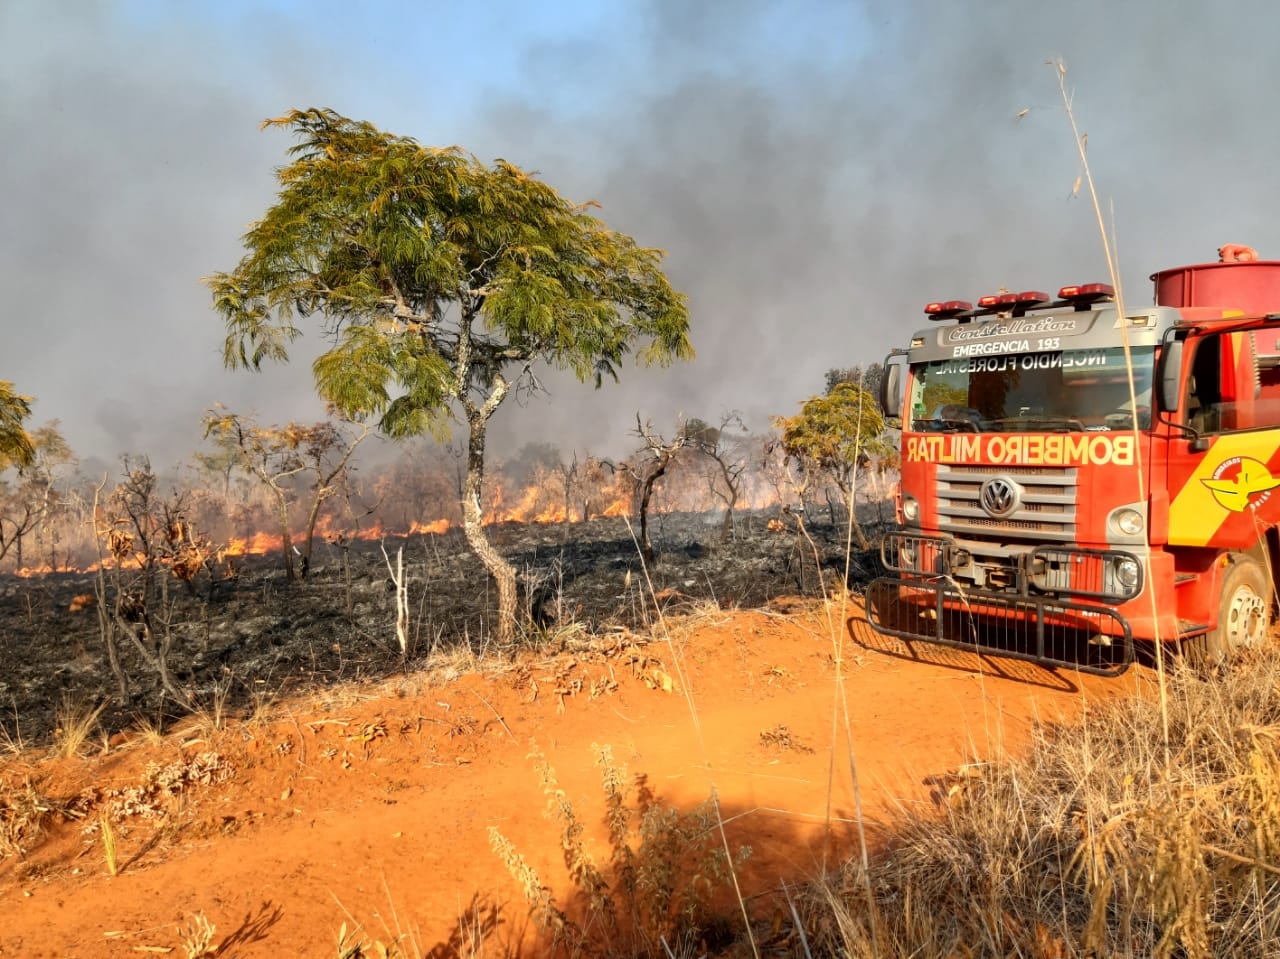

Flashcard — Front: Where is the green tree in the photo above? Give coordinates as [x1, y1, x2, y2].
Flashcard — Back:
[0, 381, 36, 470]
[0, 419, 71, 567]
[206, 109, 692, 644]
[824, 362, 884, 399]
[774, 382, 885, 548]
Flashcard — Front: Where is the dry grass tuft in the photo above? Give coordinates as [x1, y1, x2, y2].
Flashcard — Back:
[0, 774, 53, 859]
[177, 911, 218, 958]
[53, 697, 106, 759]
[490, 742, 750, 957]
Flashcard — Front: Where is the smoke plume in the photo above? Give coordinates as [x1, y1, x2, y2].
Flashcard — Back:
[3, 0, 1276, 471]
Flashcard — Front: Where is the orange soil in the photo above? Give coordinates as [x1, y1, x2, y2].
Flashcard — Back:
[0, 601, 1148, 957]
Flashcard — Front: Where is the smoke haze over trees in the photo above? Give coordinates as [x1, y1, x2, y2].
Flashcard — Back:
[4, 1, 1279, 471]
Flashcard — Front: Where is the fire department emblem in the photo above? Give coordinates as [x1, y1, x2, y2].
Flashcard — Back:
[979, 476, 1021, 517]
[1202, 456, 1280, 512]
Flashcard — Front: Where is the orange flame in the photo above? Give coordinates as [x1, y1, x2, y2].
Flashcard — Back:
[407, 519, 450, 536]
[220, 530, 285, 558]
[5, 464, 793, 579]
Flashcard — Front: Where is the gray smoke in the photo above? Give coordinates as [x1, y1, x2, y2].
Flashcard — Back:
[3, 0, 1277, 471]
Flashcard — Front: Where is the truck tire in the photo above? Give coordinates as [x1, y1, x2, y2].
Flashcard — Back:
[1185, 557, 1273, 671]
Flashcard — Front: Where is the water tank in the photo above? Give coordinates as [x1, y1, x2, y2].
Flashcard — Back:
[1152, 260, 1280, 315]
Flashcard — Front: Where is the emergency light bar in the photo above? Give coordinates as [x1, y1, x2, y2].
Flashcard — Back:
[1058, 282, 1115, 307]
[976, 290, 1051, 309]
[922, 284, 1116, 324]
[924, 299, 973, 319]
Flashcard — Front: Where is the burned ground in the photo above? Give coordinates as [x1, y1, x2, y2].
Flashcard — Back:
[0, 512, 878, 748]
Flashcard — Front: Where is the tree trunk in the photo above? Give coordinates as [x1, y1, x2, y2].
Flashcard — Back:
[460, 412, 519, 647]
[836, 480, 869, 550]
[720, 485, 737, 544]
[301, 495, 324, 580]
[714, 458, 739, 544]
[96, 575, 129, 700]
[824, 487, 840, 526]
[638, 459, 670, 564]
[273, 489, 295, 582]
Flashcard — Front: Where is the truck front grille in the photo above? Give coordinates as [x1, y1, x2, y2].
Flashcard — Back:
[937, 465, 1077, 542]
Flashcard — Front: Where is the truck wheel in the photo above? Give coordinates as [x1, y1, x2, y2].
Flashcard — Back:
[1185, 557, 1273, 671]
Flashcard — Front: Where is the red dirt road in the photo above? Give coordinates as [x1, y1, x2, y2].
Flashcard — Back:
[0, 601, 1148, 957]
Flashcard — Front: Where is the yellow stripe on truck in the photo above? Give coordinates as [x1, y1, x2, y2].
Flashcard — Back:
[1167, 432, 1280, 546]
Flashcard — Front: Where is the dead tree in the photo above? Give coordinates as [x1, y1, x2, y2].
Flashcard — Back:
[204, 409, 371, 581]
[94, 458, 210, 707]
[683, 412, 749, 543]
[613, 416, 694, 563]
[556, 452, 581, 526]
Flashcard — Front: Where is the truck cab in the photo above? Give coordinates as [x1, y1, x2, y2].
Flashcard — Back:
[869, 253, 1280, 674]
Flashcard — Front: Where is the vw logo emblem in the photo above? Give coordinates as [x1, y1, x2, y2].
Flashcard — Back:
[979, 476, 1020, 517]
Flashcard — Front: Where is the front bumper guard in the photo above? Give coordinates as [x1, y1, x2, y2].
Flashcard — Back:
[866, 575, 1135, 677]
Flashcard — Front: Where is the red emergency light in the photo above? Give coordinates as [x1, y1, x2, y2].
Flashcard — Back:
[977, 290, 1051, 310]
[924, 299, 973, 318]
[1058, 282, 1115, 305]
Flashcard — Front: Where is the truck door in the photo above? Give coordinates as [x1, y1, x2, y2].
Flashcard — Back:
[1167, 329, 1280, 548]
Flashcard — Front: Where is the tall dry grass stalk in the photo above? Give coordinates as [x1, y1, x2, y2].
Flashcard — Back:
[618, 515, 759, 957]
[100, 809, 119, 876]
[329, 879, 426, 959]
[1053, 58, 1174, 751]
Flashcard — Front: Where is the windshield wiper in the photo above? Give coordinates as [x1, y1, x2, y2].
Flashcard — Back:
[988, 417, 1085, 433]
[917, 418, 980, 433]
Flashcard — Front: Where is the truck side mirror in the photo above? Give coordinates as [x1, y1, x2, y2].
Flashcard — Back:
[1158, 337, 1184, 414]
[879, 354, 904, 422]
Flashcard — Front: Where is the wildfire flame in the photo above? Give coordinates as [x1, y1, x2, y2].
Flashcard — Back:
[407, 519, 450, 536]
[6, 464, 788, 579]
[220, 530, 292, 559]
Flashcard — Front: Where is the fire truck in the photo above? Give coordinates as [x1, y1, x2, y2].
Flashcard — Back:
[869, 247, 1280, 675]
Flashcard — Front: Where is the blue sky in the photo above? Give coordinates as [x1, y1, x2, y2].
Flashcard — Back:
[3, 0, 1279, 470]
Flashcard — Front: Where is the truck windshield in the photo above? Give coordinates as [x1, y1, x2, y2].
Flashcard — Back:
[908, 346, 1156, 433]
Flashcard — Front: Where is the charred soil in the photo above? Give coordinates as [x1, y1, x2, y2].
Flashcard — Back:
[0, 513, 874, 747]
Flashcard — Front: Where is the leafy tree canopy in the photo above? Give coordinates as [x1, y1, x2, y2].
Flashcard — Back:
[0, 381, 36, 471]
[825, 362, 884, 398]
[775, 381, 884, 486]
[206, 108, 693, 440]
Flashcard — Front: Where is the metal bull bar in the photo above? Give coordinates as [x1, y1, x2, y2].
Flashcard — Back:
[865, 574, 1136, 678]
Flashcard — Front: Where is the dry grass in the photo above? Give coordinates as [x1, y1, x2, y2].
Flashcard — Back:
[0, 773, 53, 859]
[100, 807, 119, 876]
[331, 878, 482, 959]
[490, 742, 750, 958]
[52, 697, 106, 759]
[177, 911, 218, 958]
[792, 653, 1280, 958]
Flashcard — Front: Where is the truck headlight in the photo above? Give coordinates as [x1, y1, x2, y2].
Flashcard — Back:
[1110, 507, 1144, 537]
[1115, 556, 1141, 590]
[902, 495, 920, 523]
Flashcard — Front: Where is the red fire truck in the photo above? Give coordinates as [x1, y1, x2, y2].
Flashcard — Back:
[870, 247, 1280, 675]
